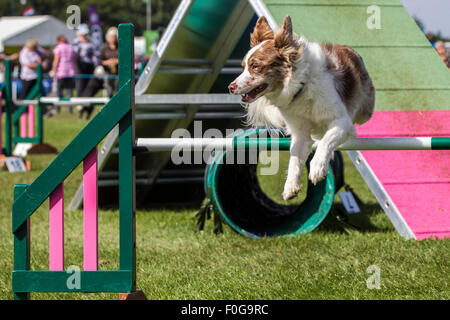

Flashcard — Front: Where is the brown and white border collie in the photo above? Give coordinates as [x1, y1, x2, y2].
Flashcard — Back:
[228, 15, 375, 201]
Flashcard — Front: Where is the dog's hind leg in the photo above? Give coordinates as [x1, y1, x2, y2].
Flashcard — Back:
[282, 129, 313, 201]
[309, 117, 355, 185]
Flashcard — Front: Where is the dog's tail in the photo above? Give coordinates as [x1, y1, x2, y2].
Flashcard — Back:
[244, 97, 285, 128]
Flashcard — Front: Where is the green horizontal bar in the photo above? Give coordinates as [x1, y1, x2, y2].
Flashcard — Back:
[234, 137, 291, 150]
[12, 270, 133, 293]
[13, 137, 40, 144]
[431, 137, 450, 150]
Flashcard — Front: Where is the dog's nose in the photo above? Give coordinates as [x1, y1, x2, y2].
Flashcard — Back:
[228, 82, 237, 94]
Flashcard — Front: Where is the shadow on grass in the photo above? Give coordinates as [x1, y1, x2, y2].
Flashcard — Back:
[135, 200, 394, 239]
[318, 203, 393, 235]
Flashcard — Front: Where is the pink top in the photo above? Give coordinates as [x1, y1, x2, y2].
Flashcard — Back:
[53, 42, 75, 79]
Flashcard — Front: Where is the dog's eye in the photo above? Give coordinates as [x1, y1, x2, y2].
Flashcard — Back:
[252, 65, 260, 72]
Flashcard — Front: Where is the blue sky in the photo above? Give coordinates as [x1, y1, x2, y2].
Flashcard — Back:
[400, 0, 450, 38]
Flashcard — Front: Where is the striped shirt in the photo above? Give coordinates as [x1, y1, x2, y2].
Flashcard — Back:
[53, 42, 76, 79]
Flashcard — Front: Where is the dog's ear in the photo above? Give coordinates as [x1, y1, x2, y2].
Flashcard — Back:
[250, 16, 274, 47]
[274, 15, 295, 49]
[274, 15, 301, 61]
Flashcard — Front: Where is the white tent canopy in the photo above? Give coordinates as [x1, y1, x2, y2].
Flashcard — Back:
[0, 15, 77, 51]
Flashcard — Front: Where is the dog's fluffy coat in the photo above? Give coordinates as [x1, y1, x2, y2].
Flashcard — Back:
[229, 16, 375, 200]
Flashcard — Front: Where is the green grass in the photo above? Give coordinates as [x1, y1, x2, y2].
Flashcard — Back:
[0, 111, 449, 300]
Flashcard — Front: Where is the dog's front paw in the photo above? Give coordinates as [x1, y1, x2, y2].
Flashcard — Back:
[309, 158, 328, 185]
[282, 180, 301, 201]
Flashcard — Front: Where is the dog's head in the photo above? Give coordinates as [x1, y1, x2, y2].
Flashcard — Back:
[228, 15, 302, 103]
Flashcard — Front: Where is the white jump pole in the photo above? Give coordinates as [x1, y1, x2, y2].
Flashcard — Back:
[136, 137, 450, 151]
[14, 97, 109, 107]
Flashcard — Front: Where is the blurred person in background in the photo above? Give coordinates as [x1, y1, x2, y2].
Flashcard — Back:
[77, 63, 103, 120]
[72, 24, 98, 119]
[426, 33, 436, 47]
[19, 38, 42, 100]
[78, 27, 119, 120]
[0, 51, 18, 119]
[72, 23, 98, 118]
[0, 51, 18, 83]
[49, 35, 76, 116]
[39, 48, 55, 96]
[435, 41, 449, 68]
[100, 27, 119, 97]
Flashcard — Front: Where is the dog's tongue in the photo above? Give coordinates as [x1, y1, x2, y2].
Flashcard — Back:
[242, 90, 258, 102]
[242, 84, 267, 102]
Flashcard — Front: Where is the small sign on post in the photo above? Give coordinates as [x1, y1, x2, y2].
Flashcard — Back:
[338, 191, 360, 214]
[5, 157, 27, 172]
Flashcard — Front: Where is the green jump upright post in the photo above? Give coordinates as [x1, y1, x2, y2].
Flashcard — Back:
[12, 64, 43, 145]
[13, 184, 30, 300]
[2, 60, 11, 155]
[118, 23, 137, 294]
[3, 60, 13, 156]
[36, 66, 43, 145]
[11, 23, 137, 300]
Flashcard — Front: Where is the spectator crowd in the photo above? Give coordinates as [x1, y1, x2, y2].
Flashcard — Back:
[16, 24, 122, 120]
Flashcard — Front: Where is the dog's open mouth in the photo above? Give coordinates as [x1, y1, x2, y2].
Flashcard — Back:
[241, 83, 268, 103]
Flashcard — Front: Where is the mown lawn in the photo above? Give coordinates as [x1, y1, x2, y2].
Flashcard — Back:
[0, 111, 448, 300]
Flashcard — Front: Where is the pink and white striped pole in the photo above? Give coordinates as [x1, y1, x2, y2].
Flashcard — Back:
[28, 105, 34, 138]
[20, 112, 27, 138]
[49, 183, 64, 271]
[83, 147, 98, 271]
[0, 92, 3, 154]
